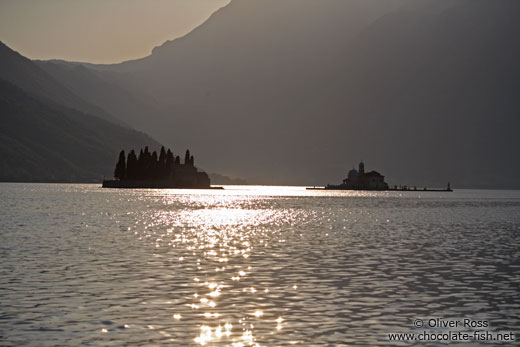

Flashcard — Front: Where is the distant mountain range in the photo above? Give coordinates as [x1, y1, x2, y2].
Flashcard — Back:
[0, 42, 161, 182]
[0, 79, 159, 182]
[2, 0, 519, 188]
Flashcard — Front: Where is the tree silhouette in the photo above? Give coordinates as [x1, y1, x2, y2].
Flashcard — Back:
[185, 150, 190, 165]
[151, 151, 159, 179]
[165, 149, 174, 179]
[159, 146, 167, 178]
[126, 150, 138, 179]
[114, 150, 126, 179]
[112, 146, 203, 182]
[159, 146, 166, 164]
[137, 149, 145, 179]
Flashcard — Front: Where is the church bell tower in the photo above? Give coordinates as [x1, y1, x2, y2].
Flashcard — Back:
[359, 161, 365, 175]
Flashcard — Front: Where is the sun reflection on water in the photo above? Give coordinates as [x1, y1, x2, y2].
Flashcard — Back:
[129, 188, 310, 345]
[125, 186, 376, 345]
[4, 184, 518, 346]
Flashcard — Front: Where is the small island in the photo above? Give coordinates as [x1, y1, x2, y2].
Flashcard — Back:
[322, 161, 452, 192]
[102, 146, 213, 189]
[326, 161, 389, 191]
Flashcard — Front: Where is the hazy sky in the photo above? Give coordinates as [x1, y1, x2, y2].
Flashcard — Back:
[0, 0, 230, 63]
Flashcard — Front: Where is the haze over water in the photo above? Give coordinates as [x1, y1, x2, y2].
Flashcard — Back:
[1, 184, 519, 345]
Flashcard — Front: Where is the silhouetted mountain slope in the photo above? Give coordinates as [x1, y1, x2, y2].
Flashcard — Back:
[0, 79, 160, 182]
[328, 0, 520, 188]
[34, 60, 168, 134]
[44, 0, 520, 187]
[0, 42, 119, 124]
[86, 0, 411, 183]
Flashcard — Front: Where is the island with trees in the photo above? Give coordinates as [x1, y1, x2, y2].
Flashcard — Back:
[102, 146, 213, 189]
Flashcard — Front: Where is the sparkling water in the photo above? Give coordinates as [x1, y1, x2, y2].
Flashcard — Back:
[1, 184, 519, 345]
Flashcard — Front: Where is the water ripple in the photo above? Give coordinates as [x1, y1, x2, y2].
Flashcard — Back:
[0, 184, 519, 346]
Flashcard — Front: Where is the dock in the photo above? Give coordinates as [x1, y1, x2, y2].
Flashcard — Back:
[306, 183, 453, 192]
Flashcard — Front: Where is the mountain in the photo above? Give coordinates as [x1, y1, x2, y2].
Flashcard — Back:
[24, 0, 519, 188]
[328, 0, 520, 188]
[82, 0, 412, 184]
[34, 59, 169, 136]
[208, 173, 247, 185]
[0, 79, 160, 182]
[74, 0, 520, 188]
[0, 41, 119, 124]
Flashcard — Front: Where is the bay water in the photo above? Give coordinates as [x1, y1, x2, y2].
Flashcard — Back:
[1, 184, 519, 345]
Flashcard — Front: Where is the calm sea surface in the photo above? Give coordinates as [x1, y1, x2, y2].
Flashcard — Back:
[1, 184, 519, 346]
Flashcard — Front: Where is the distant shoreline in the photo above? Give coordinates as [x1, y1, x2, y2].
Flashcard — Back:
[1, 181, 520, 191]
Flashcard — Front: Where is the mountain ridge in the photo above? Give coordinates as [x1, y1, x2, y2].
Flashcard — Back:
[0, 41, 122, 124]
[0, 78, 161, 182]
[75, 0, 519, 188]
[6, 0, 519, 188]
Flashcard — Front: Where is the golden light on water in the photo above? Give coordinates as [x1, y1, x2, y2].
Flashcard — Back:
[208, 290, 220, 297]
[130, 187, 328, 345]
[194, 325, 213, 345]
[215, 325, 223, 338]
[3, 183, 515, 346]
[203, 312, 220, 318]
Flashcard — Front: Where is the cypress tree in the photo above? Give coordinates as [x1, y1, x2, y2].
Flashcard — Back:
[126, 150, 138, 179]
[166, 149, 174, 163]
[114, 150, 126, 180]
[166, 149, 174, 178]
[151, 151, 158, 179]
[137, 149, 145, 179]
[141, 147, 152, 179]
[175, 156, 181, 165]
[159, 146, 167, 178]
[184, 150, 190, 165]
[159, 146, 166, 164]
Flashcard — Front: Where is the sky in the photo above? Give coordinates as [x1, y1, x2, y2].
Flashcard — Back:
[0, 0, 230, 63]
